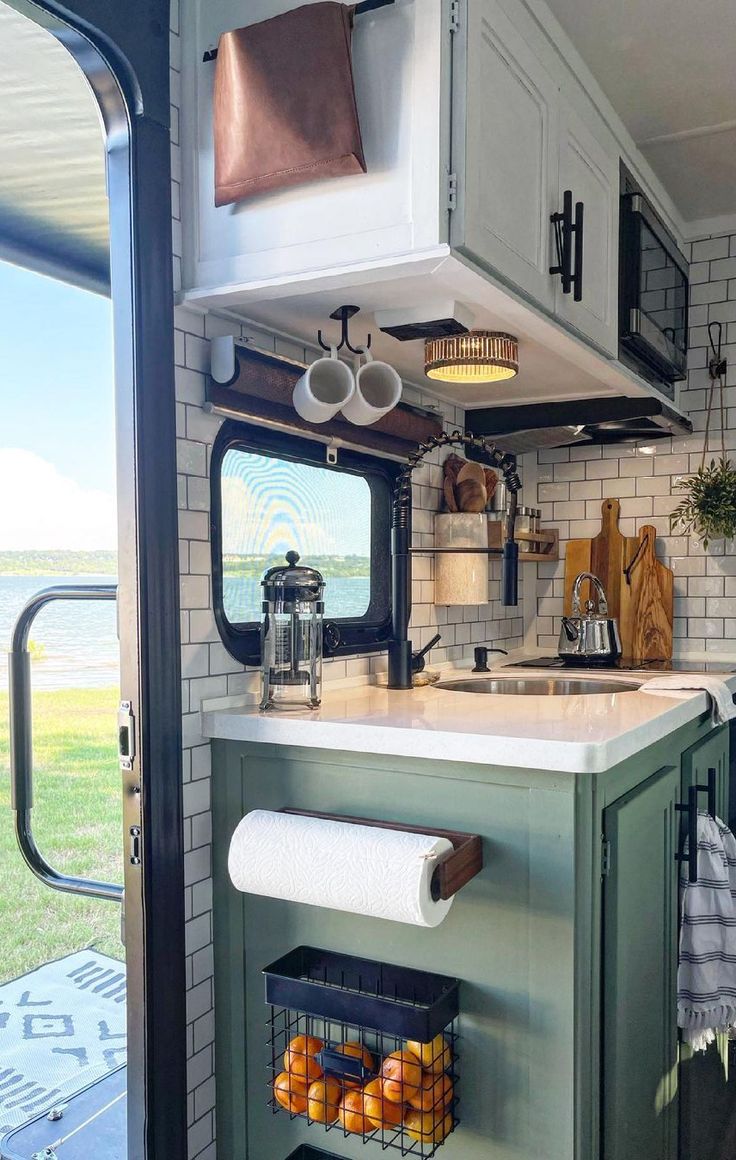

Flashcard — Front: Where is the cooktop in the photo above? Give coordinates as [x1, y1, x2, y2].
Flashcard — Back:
[510, 657, 736, 674]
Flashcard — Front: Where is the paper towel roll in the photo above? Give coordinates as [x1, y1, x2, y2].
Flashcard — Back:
[228, 810, 455, 928]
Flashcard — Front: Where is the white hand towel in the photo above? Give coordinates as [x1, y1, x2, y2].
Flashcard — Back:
[678, 812, 736, 1052]
[641, 674, 736, 725]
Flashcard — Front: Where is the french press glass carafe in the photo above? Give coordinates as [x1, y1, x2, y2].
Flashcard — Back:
[260, 551, 325, 711]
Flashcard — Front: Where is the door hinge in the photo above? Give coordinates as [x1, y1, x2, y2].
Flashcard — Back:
[449, 0, 460, 33]
[118, 700, 136, 772]
[601, 837, 612, 877]
[447, 172, 458, 212]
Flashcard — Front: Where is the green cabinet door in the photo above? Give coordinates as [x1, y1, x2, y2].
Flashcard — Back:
[679, 727, 734, 1160]
[601, 763, 680, 1160]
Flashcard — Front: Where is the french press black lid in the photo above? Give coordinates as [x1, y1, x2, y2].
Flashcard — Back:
[261, 551, 325, 604]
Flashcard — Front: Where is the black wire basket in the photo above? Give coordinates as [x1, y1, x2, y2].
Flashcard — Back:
[265, 946, 460, 1158]
[285, 1147, 349, 1160]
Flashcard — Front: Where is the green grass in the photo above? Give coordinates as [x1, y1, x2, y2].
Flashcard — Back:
[0, 686, 123, 982]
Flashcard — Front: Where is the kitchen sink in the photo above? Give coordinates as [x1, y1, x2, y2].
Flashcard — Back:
[435, 676, 642, 696]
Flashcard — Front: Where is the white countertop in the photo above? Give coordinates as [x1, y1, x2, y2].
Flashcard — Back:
[202, 657, 736, 774]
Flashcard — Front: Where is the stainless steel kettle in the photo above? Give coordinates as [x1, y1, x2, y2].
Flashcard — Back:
[558, 572, 622, 664]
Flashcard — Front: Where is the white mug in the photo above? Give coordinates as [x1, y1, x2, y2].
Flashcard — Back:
[342, 350, 402, 426]
[293, 347, 355, 424]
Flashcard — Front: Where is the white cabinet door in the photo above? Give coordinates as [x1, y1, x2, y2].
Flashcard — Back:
[182, 0, 448, 296]
[453, 0, 559, 311]
[554, 101, 619, 356]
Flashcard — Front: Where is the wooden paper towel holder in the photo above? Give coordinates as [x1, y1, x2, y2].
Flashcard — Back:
[280, 808, 483, 902]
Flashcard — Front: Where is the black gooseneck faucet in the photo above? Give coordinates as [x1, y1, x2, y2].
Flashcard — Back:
[387, 430, 522, 690]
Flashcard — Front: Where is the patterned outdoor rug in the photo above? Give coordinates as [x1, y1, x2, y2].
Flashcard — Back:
[0, 950, 126, 1134]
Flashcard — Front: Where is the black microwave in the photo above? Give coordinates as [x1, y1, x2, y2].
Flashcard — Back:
[619, 169, 689, 393]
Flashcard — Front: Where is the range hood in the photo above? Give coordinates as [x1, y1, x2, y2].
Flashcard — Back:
[468, 395, 691, 448]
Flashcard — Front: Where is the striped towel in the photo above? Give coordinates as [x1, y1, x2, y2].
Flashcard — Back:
[678, 811, 736, 1052]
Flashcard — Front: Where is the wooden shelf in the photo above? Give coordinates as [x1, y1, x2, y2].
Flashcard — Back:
[488, 522, 559, 562]
[411, 525, 559, 562]
[206, 343, 442, 458]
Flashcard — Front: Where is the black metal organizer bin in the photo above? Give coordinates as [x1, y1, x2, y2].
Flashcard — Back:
[266, 946, 460, 1157]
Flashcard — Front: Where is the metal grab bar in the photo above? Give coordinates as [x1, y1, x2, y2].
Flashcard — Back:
[9, 584, 124, 903]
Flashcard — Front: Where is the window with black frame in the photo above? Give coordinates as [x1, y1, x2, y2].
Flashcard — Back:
[211, 421, 398, 664]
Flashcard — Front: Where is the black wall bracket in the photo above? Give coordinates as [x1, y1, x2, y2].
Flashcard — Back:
[203, 0, 395, 61]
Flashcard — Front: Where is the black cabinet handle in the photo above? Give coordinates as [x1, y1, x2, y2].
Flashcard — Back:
[550, 190, 584, 301]
[675, 767, 718, 884]
[572, 198, 584, 302]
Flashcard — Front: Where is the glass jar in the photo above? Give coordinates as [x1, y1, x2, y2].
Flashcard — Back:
[434, 513, 489, 605]
[515, 506, 538, 554]
[260, 551, 324, 711]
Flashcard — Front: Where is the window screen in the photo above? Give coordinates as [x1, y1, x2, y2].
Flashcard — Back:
[211, 421, 397, 664]
[221, 449, 372, 622]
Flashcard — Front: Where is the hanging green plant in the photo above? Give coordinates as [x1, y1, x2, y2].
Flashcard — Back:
[671, 457, 736, 547]
[671, 321, 735, 549]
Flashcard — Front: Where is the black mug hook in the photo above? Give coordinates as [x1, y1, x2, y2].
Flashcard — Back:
[317, 305, 372, 355]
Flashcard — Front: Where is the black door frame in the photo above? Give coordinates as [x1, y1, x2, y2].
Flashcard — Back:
[2, 3, 186, 1158]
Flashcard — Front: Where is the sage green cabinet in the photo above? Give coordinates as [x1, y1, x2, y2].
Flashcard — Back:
[601, 763, 680, 1160]
[600, 726, 732, 1160]
[679, 729, 734, 1160]
[211, 716, 730, 1160]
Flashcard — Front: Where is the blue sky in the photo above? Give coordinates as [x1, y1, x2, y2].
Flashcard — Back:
[0, 260, 117, 549]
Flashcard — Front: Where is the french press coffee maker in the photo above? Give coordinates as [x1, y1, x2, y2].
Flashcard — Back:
[260, 551, 325, 711]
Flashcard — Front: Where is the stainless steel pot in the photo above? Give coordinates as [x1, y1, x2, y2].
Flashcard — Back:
[558, 572, 622, 664]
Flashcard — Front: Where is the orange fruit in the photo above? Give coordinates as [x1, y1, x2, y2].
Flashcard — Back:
[337, 1087, 371, 1135]
[307, 1076, 342, 1124]
[406, 1034, 452, 1074]
[362, 1078, 404, 1129]
[380, 1049, 422, 1103]
[335, 1041, 375, 1088]
[273, 1070, 308, 1114]
[407, 1070, 453, 1112]
[284, 1034, 324, 1083]
[404, 1107, 454, 1144]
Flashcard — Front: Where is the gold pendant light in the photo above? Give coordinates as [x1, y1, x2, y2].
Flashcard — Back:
[424, 330, 518, 383]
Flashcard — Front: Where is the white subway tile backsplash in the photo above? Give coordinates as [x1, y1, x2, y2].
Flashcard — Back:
[539, 482, 570, 502]
[634, 475, 674, 497]
[619, 457, 654, 477]
[691, 236, 730, 262]
[554, 501, 587, 520]
[688, 618, 724, 638]
[689, 576, 725, 597]
[585, 459, 620, 479]
[709, 257, 736, 281]
[552, 461, 586, 482]
[602, 476, 636, 498]
[652, 454, 690, 476]
[569, 479, 602, 501]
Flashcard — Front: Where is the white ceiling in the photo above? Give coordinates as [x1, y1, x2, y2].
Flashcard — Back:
[545, 0, 736, 225]
[0, 3, 109, 292]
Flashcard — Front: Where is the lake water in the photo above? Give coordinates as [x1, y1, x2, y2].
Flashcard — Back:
[0, 573, 372, 692]
[0, 575, 119, 692]
[224, 575, 371, 623]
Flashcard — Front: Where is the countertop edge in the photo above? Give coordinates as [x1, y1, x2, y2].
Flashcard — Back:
[202, 688, 716, 774]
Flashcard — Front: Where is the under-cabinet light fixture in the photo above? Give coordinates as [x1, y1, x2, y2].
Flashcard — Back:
[424, 331, 519, 384]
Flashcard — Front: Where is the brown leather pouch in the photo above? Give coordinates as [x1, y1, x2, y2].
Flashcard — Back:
[213, 2, 366, 207]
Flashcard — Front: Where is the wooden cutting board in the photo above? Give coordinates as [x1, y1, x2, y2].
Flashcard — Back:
[564, 499, 630, 619]
[619, 525, 674, 661]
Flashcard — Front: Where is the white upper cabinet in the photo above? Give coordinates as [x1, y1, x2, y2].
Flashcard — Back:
[452, 0, 559, 313]
[554, 99, 620, 356]
[451, 0, 619, 355]
[179, 0, 685, 406]
[182, 0, 449, 297]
